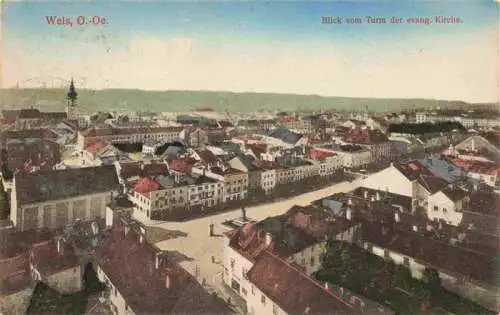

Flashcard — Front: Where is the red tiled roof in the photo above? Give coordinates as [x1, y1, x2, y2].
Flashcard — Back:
[169, 158, 195, 174]
[84, 139, 111, 155]
[195, 149, 218, 165]
[133, 177, 161, 196]
[229, 206, 355, 261]
[344, 129, 388, 145]
[0, 253, 32, 295]
[30, 240, 79, 276]
[395, 160, 434, 180]
[0, 119, 14, 125]
[247, 251, 356, 315]
[450, 158, 498, 175]
[279, 116, 298, 123]
[308, 148, 336, 161]
[0, 229, 54, 295]
[95, 223, 231, 314]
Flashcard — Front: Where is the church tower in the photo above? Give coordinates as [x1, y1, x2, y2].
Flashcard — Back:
[66, 78, 78, 120]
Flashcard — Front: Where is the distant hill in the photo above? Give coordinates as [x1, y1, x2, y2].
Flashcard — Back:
[0, 88, 482, 114]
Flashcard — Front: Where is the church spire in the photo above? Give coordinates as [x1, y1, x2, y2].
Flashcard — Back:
[67, 78, 77, 107]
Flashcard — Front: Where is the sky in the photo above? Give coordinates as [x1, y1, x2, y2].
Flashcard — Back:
[2, 1, 498, 102]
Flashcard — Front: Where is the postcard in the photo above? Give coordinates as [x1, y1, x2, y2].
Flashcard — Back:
[0, 1, 498, 315]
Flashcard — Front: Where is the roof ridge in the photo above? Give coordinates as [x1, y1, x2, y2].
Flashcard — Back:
[261, 250, 356, 311]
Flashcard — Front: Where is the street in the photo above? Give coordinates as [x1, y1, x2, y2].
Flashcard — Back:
[148, 179, 361, 312]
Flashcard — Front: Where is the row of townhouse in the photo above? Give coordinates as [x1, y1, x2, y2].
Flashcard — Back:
[416, 112, 500, 128]
[359, 158, 499, 231]
[77, 126, 184, 151]
[312, 145, 372, 169]
[318, 185, 500, 313]
[222, 205, 396, 315]
[94, 217, 232, 315]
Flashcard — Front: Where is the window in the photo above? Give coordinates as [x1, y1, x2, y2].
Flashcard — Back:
[310, 256, 315, 266]
[241, 287, 248, 296]
[230, 258, 235, 270]
[273, 304, 279, 315]
[433, 206, 438, 211]
[261, 294, 266, 305]
[442, 208, 447, 213]
[251, 285, 255, 295]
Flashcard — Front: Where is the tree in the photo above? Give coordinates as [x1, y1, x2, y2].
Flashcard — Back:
[394, 265, 413, 291]
[422, 267, 442, 293]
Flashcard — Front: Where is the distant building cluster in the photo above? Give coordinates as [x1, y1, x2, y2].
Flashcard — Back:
[0, 82, 498, 314]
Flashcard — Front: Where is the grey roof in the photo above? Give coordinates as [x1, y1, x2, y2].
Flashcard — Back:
[269, 127, 303, 145]
[155, 175, 176, 188]
[235, 154, 258, 171]
[322, 199, 345, 216]
[418, 155, 466, 183]
[163, 146, 183, 156]
[15, 165, 119, 206]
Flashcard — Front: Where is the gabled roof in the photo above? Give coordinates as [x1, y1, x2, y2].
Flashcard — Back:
[247, 251, 356, 315]
[15, 165, 119, 206]
[418, 155, 465, 183]
[168, 158, 196, 174]
[229, 205, 356, 261]
[119, 161, 169, 179]
[133, 177, 161, 196]
[30, 239, 79, 276]
[95, 223, 232, 314]
[269, 127, 303, 145]
[440, 185, 467, 202]
[84, 139, 112, 155]
[19, 109, 41, 119]
[417, 174, 448, 194]
[195, 149, 218, 165]
[4, 139, 61, 172]
[363, 223, 498, 287]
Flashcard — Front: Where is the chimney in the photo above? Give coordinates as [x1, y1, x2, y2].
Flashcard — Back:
[363, 190, 368, 199]
[376, 192, 381, 201]
[471, 138, 475, 151]
[265, 232, 272, 246]
[347, 198, 352, 205]
[346, 207, 352, 220]
[91, 221, 98, 235]
[413, 225, 419, 232]
[56, 237, 63, 253]
[155, 252, 162, 269]
[165, 273, 171, 289]
[370, 195, 375, 202]
[324, 282, 329, 291]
